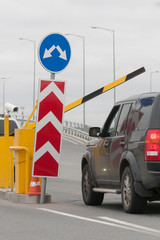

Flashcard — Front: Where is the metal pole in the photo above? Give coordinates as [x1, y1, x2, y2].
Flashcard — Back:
[113, 30, 116, 104]
[150, 72, 152, 92]
[91, 26, 116, 104]
[19, 38, 36, 119]
[3, 80, 5, 114]
[40, 72, 55, 204]
[65, 34, 86, 130]
[33, 41, 36, 119]
[82, 36, 86, 130]
[40, 177, 47, 204]
[1, 77, 12, 113]
[51, 73, 55, 79]
[150, 71, 159, 92]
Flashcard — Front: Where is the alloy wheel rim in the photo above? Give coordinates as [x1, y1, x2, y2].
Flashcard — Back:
[83, 170, 90, 198]
[123, 174, 131, 207]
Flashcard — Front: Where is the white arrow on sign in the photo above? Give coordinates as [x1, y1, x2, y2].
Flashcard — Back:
[56, 46, 67, 60]
[43, 45, 55, 59]
[43, 45, 67, 60]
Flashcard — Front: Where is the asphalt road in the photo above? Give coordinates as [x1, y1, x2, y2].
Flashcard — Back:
[0, 134, 160, 240]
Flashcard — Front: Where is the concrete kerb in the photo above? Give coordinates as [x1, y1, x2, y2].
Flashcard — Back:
[0, 188, 51, 204]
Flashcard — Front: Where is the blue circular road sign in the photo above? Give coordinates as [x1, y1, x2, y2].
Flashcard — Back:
[38, 33, 71, 73]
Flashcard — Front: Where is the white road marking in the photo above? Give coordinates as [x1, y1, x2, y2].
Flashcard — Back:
[37, 208, 160, 237]
[99, 216, 160, 234]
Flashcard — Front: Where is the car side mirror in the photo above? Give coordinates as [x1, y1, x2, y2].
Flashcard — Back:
[89, 127, 101, 137]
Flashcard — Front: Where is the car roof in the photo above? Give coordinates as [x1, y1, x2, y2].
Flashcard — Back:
[115, 92, 160, 104]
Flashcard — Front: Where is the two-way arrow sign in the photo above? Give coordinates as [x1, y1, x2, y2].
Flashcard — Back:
[38, 33, 71, 73]
[43, 45, 67, 60]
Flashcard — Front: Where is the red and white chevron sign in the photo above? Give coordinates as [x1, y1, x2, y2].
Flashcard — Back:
[32, 79, 65, 177]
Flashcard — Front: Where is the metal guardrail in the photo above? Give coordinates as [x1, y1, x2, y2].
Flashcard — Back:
[63, 121, 90, 133]
[63, 126, 92, 141]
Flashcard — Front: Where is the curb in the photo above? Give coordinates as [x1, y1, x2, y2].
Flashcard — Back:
[0, 189, 51, 204]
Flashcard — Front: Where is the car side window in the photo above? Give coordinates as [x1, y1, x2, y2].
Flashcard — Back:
[116, 104, 131, 136]
[102, 105, 121, 137]
[107, 109, 120, 135]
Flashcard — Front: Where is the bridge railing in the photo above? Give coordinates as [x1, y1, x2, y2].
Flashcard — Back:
[63, 126, 92, 141]
[63, 121, 90, 133]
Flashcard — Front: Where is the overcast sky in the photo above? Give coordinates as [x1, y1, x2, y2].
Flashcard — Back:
[0, 0, 160, 127]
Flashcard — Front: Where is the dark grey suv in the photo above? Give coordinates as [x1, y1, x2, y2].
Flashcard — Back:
[81, 92, 160, 213]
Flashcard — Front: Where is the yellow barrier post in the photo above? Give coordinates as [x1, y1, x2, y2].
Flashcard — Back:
[10, 150, 14, 191]
[10, 128, 35, 194]
[23, 101, 37, 129]
[0, 137, 14, 188]
[0, 113, 14, 188]
[9, 146, 30, 194]
[4, 115, 9, 137]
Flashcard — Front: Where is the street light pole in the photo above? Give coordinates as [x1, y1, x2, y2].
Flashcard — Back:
[19, 38, 36, 117]
[65, 34, 86, 129]
[91, 26, 116, 104]
[3, 79, 5, 113]
[0, 77, 12, 113]
[81, 36, 86, 129]
[150, 71, 159, 92]
[112, 30, 116, 104]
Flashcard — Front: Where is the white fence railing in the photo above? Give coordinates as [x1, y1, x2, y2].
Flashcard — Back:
[63, 126, 92, 141]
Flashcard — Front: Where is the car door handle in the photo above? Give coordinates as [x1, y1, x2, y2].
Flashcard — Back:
[120, 141, 125, 146]
[104, 142, 109, 147]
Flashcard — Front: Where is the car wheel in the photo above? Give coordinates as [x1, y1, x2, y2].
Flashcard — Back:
[82, 164, 104, 206]
[121, 167, 147, 213]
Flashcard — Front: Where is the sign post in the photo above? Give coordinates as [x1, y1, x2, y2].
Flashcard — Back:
[35, 33, 71, 203]
[40, 73, 55, 204]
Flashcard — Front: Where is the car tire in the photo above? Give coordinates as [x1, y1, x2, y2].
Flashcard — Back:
[82, 164, 104, 206]
[121, 167, 147, 213]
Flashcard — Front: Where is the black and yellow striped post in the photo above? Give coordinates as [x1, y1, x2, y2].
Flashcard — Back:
[64, 67, 145, 113]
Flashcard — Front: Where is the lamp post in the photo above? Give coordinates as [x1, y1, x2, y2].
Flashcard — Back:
[91, 26, 116, 104]
[19, 38, 36, 117]
[150, 71, 159, 92]
[0, 76, 12, 113]
[65, 33, 86, 129]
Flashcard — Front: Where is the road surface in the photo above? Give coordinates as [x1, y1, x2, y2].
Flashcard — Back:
[0, 134, 160, 240]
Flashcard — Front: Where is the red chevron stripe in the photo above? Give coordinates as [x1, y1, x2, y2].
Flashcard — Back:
[40, 80, 65, 93]
[54, 81, 65, 94]
[33, 151, 58, 176]
[40, 80, 52, 92]
[35, 121, 61, 152]
[38, 92, 63, 123]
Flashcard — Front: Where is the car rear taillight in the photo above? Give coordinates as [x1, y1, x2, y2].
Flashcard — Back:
[145, 129, 160, 161]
